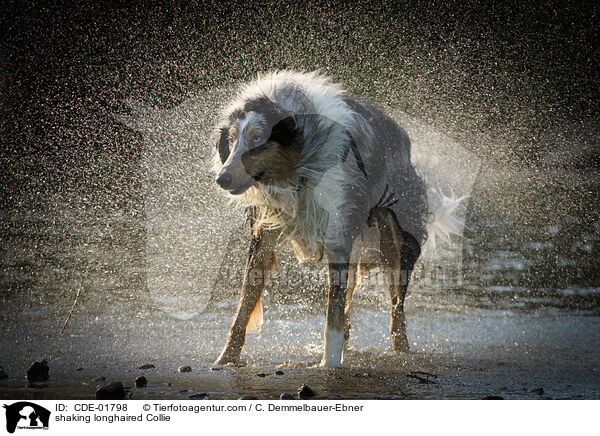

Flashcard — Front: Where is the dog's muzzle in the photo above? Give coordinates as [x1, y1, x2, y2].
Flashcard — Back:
[216, 172, 233, 190]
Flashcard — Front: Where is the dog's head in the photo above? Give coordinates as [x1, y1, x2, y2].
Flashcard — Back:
[215, 96, 304, 195]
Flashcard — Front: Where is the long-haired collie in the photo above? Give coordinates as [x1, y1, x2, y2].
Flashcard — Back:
[213, 71, 449, 367]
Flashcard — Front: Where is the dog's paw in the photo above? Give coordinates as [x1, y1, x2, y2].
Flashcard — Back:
[214, 353, 245, 367]
[319, 355, 343, 368]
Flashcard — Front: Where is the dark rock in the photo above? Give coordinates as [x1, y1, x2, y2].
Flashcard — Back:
[93, 376, 106, 382]
[298, 384, 317, 399]
[189, 393, 208, 399]
[138, 363, 155, 370]
[178, 365, 192, 373]
[275, 371, 284, 376]
[166, 382, 172, 387]
[406, 371, 437, 384]
[210, 367, 223, 371]
[26, 360, 49, 382]
[0, 367, 8, 380]
[482, 395, 504, 400]
[280, 393, 295, 400]
[135, 376, 147, 388]
[531, 387, 544, 395]
[255, 373, 267, 377]
[76, 367, 84, 372]
[96, 382, 126, 400]
[239, 395, 258, 400]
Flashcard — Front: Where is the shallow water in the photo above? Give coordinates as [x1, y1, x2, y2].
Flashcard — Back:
[1, 246, 599, 400]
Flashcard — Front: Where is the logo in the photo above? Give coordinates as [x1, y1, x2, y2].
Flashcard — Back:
[3, 402, 50, 434]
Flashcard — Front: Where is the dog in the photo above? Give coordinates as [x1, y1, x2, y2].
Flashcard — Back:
[213, 71, 436, 368]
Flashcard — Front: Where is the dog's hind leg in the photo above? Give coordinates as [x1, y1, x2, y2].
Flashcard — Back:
[344, 259, 366, 345]
[373, 208, 421, 352]
[214, 225, 277, 366]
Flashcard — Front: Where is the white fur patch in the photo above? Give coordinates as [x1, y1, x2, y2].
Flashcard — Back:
[320, 328, 345, 368]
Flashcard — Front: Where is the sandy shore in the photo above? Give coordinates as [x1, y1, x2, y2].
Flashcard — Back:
[1, 294, 598, 400]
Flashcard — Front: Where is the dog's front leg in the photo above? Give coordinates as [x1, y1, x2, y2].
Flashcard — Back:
[214, 227, 277, 366]
[320, 243, 351, 368]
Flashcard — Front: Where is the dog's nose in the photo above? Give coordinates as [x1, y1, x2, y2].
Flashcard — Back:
[216, 172, 233, 189]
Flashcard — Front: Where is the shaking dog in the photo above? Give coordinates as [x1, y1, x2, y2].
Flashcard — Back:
[214, 71, 441, 367]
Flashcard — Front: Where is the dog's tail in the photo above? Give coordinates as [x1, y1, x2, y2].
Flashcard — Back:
[424, 181, 468, 252]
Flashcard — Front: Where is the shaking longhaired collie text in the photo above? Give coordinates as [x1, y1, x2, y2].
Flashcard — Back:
[214, 71, 441, 367]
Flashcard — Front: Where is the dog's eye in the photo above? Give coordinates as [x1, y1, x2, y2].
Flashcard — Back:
[252, 136, 262, 144]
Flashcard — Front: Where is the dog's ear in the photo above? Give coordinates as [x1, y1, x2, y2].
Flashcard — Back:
[269, 116, 303, 152]
[217, 127, 230, 163]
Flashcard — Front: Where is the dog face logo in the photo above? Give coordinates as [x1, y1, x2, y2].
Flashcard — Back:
[3, 402, 50, 434]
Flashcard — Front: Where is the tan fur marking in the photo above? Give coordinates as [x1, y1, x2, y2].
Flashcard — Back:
[229, 127, 237, 140]
[215, 227, 278, 365]
[241, 141, 301, 182]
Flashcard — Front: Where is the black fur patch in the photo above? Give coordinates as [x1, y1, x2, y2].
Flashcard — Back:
[269, 116, 303, 151]
[386, 208, 421, 270]
[244, 96, 283, 120]
[217, 127, 230, 163]
[228, 108, 244, 122]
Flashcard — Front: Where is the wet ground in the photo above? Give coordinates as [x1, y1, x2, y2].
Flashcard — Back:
[1, 274, 599, 400]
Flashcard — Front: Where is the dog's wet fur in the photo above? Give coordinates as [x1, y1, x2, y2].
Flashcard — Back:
[214, 71, 428, 367]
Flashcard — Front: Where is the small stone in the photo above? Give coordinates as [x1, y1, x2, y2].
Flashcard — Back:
[76, 367, 84, 372]
[238, 395, 258, 400]
[482, 395, 504, 400]
[135, 376, 147, 388]
[531, 387, 544, 395]
[26, 360, 49, 382]
[0, 367, 8, 380]
[96, 381, 126, 400]
[275, 371, 284, 376]
[280, 393, 295, 400]
[255, 373, 267, 377]
[298, 384, 317, 399]
[138, 363, 155, 370]
[210, 367, 223, 371]
[166, 382, 172, 387]
[178, 366, 192, 373]
[189, 393, 208, 399]
[93, 376, 106, 382]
